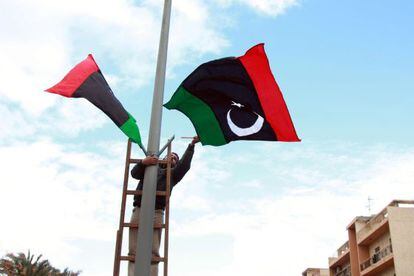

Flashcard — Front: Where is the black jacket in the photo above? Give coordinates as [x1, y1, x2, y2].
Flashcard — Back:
[131, 144, 195, 210]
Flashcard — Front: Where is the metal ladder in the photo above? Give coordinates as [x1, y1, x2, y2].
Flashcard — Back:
[113, 139, 172, 276]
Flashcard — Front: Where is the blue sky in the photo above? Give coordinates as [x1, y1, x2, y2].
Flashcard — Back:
[1, 0, 414, 275]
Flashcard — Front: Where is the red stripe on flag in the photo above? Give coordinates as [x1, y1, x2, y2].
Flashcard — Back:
[238, 44, 300, 142]
[45, 54, 99, 97]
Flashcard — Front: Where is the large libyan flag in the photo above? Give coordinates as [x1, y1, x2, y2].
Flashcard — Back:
[164, 44, 300, 146]
[45, 55, 142, 145]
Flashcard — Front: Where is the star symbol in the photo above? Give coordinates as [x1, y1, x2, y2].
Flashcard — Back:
[231, 101, 244, 108]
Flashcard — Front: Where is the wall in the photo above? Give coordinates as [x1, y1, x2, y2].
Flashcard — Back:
[388, 206, 414, 276]
[347, 228, 360, 276]
[377, 266, 395, 276]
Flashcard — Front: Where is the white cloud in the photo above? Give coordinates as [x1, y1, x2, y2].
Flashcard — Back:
[1, 137, 413, 275]
[0, 99, 108, 142]
[215, 0, 300, 16]
[38, 100, 108, 137]
[167, 142, 414, 275]
[0, 0, 299, 143]
[0, 0, 231, 144]
[0, 0, 71, 115]
[0, 139, 126, 273]
[0, 0, 229, 114]
[0, 102, 37, 140]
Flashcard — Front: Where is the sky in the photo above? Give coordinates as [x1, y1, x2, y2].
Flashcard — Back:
[0, 0, 413, 275]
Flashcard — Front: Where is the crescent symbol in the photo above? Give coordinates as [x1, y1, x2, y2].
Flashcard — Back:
[226, 109, 264, 137]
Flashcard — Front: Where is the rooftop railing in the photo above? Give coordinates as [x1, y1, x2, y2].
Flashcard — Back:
[357, 200, 414, 243]
[388, 199, 414, 207]
[337, 241, 350, 257]
[357, 207, 388, 242]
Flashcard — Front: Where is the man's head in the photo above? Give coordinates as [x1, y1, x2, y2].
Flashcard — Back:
[164, 152, 179, 166]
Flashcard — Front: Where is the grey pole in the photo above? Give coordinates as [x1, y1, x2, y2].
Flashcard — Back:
[134, 0, 172, 276]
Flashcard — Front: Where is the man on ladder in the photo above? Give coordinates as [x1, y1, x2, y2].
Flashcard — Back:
[128, 136, 200, 276]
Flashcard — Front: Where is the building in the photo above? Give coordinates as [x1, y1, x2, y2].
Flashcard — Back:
[328, 200, 414, 276]
[328, 239, 352, 276]
[302, 268, 329, 276]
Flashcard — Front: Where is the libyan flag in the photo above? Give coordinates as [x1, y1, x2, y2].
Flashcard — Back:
[164, 44, 300, 146]
[45, 55, 142, 145]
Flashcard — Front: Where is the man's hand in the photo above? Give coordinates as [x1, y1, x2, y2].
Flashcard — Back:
[142, 155, 159, 166]
[191, 136, 200, 146]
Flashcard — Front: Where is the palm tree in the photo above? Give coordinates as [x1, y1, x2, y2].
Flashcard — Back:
[0, 251, 80, 276]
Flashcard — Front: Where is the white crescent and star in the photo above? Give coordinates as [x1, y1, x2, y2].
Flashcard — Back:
[226, 101, 264, 137]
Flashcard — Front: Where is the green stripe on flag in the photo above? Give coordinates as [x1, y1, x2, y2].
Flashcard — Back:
[120, 113, 142, 146]
[164, 86, 227, 146]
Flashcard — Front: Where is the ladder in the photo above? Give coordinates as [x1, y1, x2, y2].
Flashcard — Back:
[113, 139, 173, 276]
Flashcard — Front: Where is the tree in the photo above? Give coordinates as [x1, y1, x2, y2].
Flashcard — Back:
[0, 251, 80, 276]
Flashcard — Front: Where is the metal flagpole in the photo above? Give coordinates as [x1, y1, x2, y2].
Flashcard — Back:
[134, 0, 172, 276]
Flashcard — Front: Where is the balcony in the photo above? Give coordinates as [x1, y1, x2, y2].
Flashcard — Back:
[334, 264, 351, 276]
[329, 250, 350, 268]
[329, 241, 350, 268]
[360, 244, 394, 275]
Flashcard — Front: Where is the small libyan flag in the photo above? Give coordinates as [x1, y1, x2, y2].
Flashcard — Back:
[164, 44, 300, 146]
[45, 55, 142, 145]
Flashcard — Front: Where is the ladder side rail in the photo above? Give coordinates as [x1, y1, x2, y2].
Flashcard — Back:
[163, 143, 172, 276]
[113, 139, 133, 276]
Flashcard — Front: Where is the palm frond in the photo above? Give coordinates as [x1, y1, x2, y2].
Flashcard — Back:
[0, 251, 81, 276]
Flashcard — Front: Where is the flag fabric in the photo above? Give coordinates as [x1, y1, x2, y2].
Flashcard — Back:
[164, 44, 300, 146]
[45, 54, 142, 145]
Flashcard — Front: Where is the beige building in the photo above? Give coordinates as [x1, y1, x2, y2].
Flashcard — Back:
[302, 268, 329, 276]
[328, 200, 414, 276]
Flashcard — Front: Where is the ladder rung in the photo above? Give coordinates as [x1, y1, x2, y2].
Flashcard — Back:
[126, 190, 167, 196]
[120, 256, 165, 263]
[123, 223, 165, 229]
[129, 159, 168, 165]
[129, 158, 142, 164]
